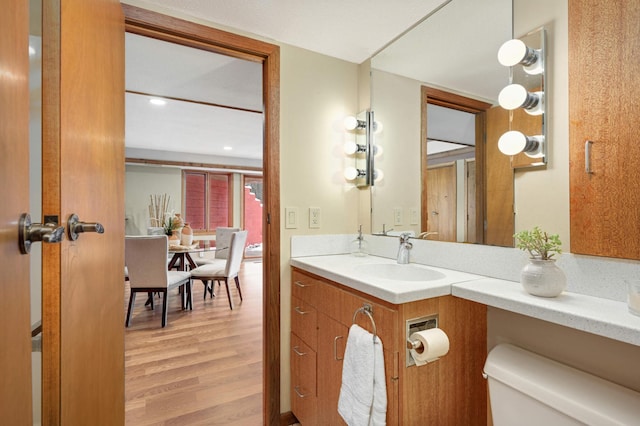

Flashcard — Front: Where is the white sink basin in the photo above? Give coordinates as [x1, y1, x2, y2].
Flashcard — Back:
[353, 263, 446, 282]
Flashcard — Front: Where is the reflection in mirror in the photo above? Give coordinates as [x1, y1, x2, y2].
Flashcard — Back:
[370, 0, 513, 246]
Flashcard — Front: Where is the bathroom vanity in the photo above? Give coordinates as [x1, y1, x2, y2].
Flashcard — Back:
[290, 265, 487, 425]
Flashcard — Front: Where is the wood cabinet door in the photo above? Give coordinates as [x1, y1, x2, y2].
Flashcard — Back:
[569, 0, 640, 259]
[317, 312, 348, 425]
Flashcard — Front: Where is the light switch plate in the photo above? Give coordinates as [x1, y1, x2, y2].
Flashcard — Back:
[410, 208, 419, 225]
[285, 207, 298, 229]
[309, 207, 321, 229]
[393, 207, 403, 226]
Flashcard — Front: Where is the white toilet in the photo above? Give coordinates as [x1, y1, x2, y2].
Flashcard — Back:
[484, 344, 640, 425]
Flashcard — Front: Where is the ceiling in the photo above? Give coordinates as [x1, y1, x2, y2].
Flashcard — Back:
[126, 0, 450, 64]
[125, 0, 507, 165]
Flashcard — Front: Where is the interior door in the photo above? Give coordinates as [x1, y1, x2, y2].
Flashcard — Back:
[0, 0, 33, 423]
[41, 0, 125, 423]
[426, 164, 457, 241]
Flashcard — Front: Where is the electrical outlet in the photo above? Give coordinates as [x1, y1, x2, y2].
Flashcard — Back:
[285, 207, 298, 229]
[309, 207, 321, 229]
[393, 207, 403, 226]
[410, 208, 419, 225]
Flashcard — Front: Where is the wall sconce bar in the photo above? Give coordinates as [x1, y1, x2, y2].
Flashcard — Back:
[496, 27, 547, 168]
[344, 110, 377, 187]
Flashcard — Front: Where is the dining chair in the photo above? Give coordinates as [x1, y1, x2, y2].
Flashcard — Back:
[189, 230, 248, 309]
[125, 235, 192, 328]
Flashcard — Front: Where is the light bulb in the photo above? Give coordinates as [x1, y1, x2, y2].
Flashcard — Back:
[344, 141, 366, 155]
[497, 39, 543, 74]
[498, 131, 544, 157]
[373, 121, 383, 133]
[373, 144, 383, 157]
[344, 116, 366, 131]
[149, 98, 167, 106]
[498, 84, 543, 115]
[373, 169, 384, 182]
[343, 167, 361, 181]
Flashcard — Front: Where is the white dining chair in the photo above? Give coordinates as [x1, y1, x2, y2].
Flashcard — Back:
[125, 235, 192, 327]
[189, 230, 248, 309]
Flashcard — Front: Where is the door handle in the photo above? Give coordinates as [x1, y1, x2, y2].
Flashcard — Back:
[67, 213, 104, 241]
[19, 213, 65, 254]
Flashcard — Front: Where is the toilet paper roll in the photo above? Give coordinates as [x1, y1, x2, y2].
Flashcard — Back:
[409, 328, 450, 366]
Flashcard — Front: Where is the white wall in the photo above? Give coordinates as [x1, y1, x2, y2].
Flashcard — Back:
[124, 165, 182, 235]
[370, 69, 422, 235]
[279, 44, 360, 409]
[513, 0, 570, 247]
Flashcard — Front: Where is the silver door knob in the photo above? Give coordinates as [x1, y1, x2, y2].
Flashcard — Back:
[67, 213, 105, 241]
[19, 213, 65, 254]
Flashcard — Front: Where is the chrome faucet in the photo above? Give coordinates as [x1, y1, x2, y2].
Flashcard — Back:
[397, 233, 413, 264]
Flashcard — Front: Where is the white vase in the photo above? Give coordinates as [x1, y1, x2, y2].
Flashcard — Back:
[520, 259, 567, 298]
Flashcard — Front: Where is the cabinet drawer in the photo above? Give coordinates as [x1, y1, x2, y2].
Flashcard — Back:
[292, 270, 320, 304]
[291, 333, 317, 425]
[291, 296, 318, 351]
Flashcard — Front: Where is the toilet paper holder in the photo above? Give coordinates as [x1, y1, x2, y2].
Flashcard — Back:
[406, 314, 438, 366]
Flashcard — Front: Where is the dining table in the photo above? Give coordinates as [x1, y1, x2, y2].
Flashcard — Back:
[168, 244, 207, 271]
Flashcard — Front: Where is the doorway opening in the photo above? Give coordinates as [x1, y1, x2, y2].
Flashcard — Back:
[123, 5, 280, 424]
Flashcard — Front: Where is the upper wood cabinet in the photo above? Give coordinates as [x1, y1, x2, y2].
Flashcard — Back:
[569, 0, 640, 259]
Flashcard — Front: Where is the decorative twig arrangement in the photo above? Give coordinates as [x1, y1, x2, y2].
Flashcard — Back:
[148, 194, 170, 227]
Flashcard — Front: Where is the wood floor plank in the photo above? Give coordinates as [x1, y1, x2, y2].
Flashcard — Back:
[125, 261, 264, 425]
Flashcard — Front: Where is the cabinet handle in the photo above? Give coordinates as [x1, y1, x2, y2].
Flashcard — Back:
[585, 140, 594, 174]
[294, 306, 309, 315]
[294, 280, 311, 288]
[294, 385, 308, 398]
[292, 345, 306, 356]
[334, 335, 344, 361]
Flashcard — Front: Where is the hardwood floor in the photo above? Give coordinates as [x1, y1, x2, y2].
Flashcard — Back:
[124, 260, 264, 425]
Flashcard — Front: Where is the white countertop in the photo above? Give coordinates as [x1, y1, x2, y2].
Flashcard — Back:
[290, 254, 640, 347]
[290, 255, 483, 304]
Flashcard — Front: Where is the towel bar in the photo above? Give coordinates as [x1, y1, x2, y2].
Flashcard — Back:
[352, 303, 377, 342]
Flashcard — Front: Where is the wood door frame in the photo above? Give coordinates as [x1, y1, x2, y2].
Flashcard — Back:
[420, 86, 491, 244]
[122, 5, 281, 424]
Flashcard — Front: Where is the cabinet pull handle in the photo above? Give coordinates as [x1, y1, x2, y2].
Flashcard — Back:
[585, 140, 594, 174]
[334, 335, 344, 361]
[294, 306, 309, 315]
[294, 385, 307, 398]
[292, 345, 306, 356]
[294, 280, 311, 288]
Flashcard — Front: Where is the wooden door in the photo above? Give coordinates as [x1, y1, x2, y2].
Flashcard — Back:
[0, 0, 33, 423]
[485, 106, 514, 247]
[317, 312, 348, 425]
[569, 0, 640, 259]
[465, 160, 477, 242]
[426, 164, 457, 241]
[41, 0, 125, 423]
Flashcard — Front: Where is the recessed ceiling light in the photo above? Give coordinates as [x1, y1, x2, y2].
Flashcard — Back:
[223, 146, 233, 151]
[149, 98, 166, 106]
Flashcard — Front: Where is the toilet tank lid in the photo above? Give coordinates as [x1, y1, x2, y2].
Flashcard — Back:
[484, 344, 640, 425]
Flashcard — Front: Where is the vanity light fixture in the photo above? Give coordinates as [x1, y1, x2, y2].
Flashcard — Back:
[498, 130, 544, 158]
[498, 84, 544, 115]
[497, 38, 543, 75]
[497, 27, 547, 167]
[343, 110, 379, 187]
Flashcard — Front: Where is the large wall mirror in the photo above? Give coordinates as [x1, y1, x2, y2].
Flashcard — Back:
[369, 0, 514, 246]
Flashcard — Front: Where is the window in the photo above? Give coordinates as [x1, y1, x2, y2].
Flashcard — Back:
[183, 171, 231, 232]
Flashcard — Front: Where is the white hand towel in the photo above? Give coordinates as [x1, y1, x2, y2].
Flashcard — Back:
[338, 324, 387, 426]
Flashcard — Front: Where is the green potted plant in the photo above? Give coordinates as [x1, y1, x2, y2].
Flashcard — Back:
[514, 226, 566, 297]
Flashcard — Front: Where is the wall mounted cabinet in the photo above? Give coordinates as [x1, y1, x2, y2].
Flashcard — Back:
[569, 0, 640, 260]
